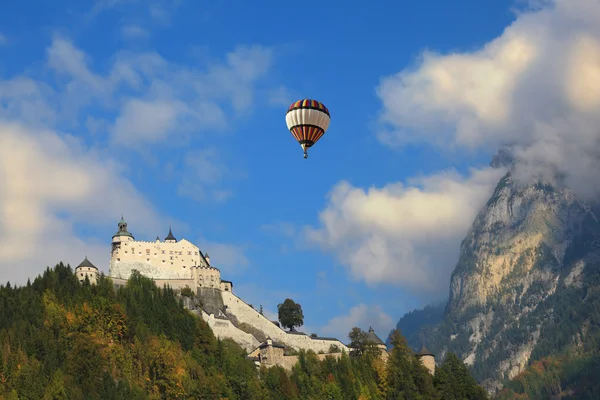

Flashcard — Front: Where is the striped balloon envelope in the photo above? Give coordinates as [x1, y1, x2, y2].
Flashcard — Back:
[285, 99, 331, 159]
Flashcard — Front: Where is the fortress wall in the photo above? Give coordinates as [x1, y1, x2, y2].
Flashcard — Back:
[199, 310, 260, 353]
[110, 239, 214, 280]
[109, 276, 195, 291]
[263, 351, 345, 372]
[220, 291, 349, 353]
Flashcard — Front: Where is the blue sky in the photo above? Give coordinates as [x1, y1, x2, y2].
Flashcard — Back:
[2, 0, 598, 342]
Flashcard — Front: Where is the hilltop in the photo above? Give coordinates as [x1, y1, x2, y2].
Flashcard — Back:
[0, 263, 487, 399]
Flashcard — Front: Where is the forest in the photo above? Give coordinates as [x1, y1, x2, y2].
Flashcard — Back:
[0, 263, 487, 399]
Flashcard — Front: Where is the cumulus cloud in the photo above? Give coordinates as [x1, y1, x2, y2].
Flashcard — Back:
[320, 304, 394, 344]
[308, 0, 600, 297]
[39, 36, 275, 146]
[377, 0, 600, 198]
[306, 168, 505, 295]
[0, 122, 162, 285]
[0, 34, 281, 285]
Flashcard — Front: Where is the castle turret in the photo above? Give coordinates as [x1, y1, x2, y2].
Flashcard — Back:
[112, 216, 134, 249]
[205, 253, 211, 265]
[416, 346, 435, 375]
[75, 256, 99, 285]
[366, 326, 389, 361]
[164, 226, 177, 243]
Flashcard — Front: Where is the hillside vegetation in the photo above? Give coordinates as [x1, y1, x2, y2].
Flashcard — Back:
[0, 263, 486, 399]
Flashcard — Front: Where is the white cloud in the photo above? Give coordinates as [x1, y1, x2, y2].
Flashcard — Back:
[306, 168, 505, 295]
[177, 147, 236, 202]
[197, 238, 249, 276]
[308, 0, 600, 297]
[321, 304, 394, 344]
[0, 122, 162, 285]
[376, 0, 600, 199]
[122, 25, 150, 40]
[29, 36, 276, 147]
[0, 34, 281, 286]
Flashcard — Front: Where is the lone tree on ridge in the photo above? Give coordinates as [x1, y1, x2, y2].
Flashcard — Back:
[277, 298, 304, 331]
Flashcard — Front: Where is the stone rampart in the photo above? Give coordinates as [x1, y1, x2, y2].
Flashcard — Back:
[220, 291, 349, 353]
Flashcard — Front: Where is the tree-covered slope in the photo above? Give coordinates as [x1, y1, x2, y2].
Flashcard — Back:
[0, 263, 487, 399]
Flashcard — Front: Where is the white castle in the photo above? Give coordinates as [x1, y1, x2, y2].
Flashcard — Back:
[106, 216, 232, 292]
[74, 217, 435, 373]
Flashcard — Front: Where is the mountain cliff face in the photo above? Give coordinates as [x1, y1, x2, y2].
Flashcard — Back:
[413, 168, 600, 394]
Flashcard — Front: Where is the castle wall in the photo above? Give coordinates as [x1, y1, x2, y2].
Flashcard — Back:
[110, 238, 220, 286]
[200, 311, 260, 353]
[420, 355, 435, 375]
[220, 291, 349, 354]
[75, 267, 98, 285]
[257, 350, 344, 372]
[110, 277, 195, 291]
[194, 266, 221, 289]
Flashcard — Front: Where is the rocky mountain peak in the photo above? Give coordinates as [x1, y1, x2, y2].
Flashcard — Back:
[448, 172, 597, 316]
[412, 168, 600, 393]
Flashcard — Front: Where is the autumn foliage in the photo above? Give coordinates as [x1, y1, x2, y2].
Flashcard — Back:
[0, 263, 488, 399]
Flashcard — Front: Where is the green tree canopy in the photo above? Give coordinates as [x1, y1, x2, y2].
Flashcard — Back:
[277, 298, 304, 331]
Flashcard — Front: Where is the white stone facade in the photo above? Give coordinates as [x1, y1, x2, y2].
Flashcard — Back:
[108, 218, 226, 292]
[220, 291, 349, 354]
[75, 256, 99, 285]
[104, 217, 350, 360]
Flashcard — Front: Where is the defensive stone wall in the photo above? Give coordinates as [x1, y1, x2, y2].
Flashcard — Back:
[199, 310, 260, 352]
[110, 276, 195, 291]
[220, 291, 349, 353]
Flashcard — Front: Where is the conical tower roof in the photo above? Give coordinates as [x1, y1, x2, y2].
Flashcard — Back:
[77, 256, 97, 270]
[417, 345, 434, 357]
[366, 326, 385, 345]
[164, 226, 177, 241]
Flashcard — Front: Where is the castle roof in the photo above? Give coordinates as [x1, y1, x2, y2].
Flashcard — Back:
[417, 346, 434, 357]
[112, 216, 134, 239]
[366, 326, 385, 345]
[164, 226, 177, 242]
[76, 256, 97, 270]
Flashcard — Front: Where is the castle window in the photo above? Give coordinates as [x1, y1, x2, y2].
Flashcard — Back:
[117, 258, 120, 261]
[124, 251, 128, 254]
[170, 256, 173, 260]
[162, 260, 165, 263]
[146, 249, 150, 254]
[195, 252, 198, 255]
[182, 266, 186, 268]
[188, 251, 192, 255]
[169, 251, 173, 255]
[146, 258, 150, 262]
[179, 251, 182, 255]
[161, 250, 165, 254]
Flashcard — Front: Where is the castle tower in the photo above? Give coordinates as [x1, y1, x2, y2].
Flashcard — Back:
[416, 346, 435, 375]
[112, 216, 135, 250]
[75, 256, 99, 285]
[366, 326, 389, 361]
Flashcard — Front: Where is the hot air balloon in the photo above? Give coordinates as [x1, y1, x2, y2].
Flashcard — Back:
[285, 99, 330, 159]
